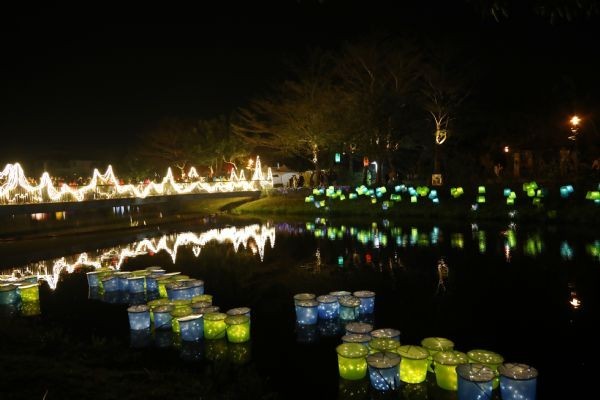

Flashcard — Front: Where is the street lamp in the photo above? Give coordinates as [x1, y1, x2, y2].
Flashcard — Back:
[568, 115, 581, 140]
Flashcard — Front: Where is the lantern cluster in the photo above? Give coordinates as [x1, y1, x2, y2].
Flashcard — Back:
[0, 275, 41, 317]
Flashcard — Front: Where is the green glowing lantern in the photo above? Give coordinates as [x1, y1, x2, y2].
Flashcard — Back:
[371, 328, 400, 342]
[586, 191, 600, 200]
[195, 305, 220, 315]
[467, 349, 504, 389]
[342, 334, 372, 346]
[369, 338, 399, 354]
[21, 300, 41, 317]
[421, 337, 454, 358]
[477, 196, 486, 204]
[305, 195, 314, 203]
[390, 194, 401, 201]
[397, 345, 430, 383]
[18, 283, 39, 302]
[338, 256, 344, 266]
[313, 188, 321, 195]
[371, 198, 377, 204]
[156, 276, 173, 298]
[147, 298, 170, 323]
[433, 350, 468, 391]
[170, 304, 192, 334]
[411, 195, 417, 203]
[225, 315, 251, 343]
[204, 312, 228, 339]
[478, 186, 486, 194]
[336, 343, 369, 380]
[192, 294, 213, 304]
[349, 193, 357, 200]
[507, 197, 515, 205]
[417, 186, 429, 197]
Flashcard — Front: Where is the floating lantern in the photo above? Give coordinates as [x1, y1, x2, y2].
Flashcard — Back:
[178, 314, 204, 341]
[295, 300, 319, 325]
[317, 295, 339, 319]
[367, 351, 401, 391]
[371, 328, 401, 342]
[467, 349, 504, 389]
[226, 307, 251, 319]
[369, 338, 399, 354]
[195, 305, 220, 315]
[421, 337, 454, 369]
[166, 282, 192, 300]
[170, 304, 192, 333]
[114, 272, 133, 291]
[225, 315, 251, 343]
[145, 275, 160, 292]
[342, 334, 371, 347]
[352, 290, 375, 315]
[339, 296, 361, 320]
[499, 363, 538, 400]
[86, 271, 102, 287]
[457, 363, 495, 400]
[127, 276, 146, 293]
[336, 343, 369, 380]
[127, 305, 151, 330]
[397, 345, 430, 383]
[192, 294, 213, 304]
[155, 276, 173, 298]
[204, 312, 228, 339]
[229, 342, 252, 365]
[329, 290, 351, 298]
[345, 322, 373, 336]
[191, 301, 211, 313]
[101, 276, 119, 292]
[433, 350, 468, 391]
[21, 301, 41, 316]
[146, 266, 164, 273]
[296, 323, 319, 343]
[153, 305, 174, 330]
[130, 328, 152, 348]
[147, 298, 170, 322]
[15, 283, 38, 302]
[205, 338, 229, 362]
[0, 285, 19, 305]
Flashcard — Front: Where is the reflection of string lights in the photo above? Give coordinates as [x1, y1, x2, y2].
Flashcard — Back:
[2, 224, 275, 290]
[0, 157, 272, 205]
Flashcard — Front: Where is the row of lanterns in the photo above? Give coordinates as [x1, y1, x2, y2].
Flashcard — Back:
[0, 275, 41, 317]
[294, 290, 375, 325]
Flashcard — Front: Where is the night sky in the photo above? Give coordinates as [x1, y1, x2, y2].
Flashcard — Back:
[1, 1, 599, 165]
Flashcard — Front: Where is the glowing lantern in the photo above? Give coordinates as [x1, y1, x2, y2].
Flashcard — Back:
[336, 343, 369, 380]
[411, 195, 417, 203]
[191, 301, 211, 313]
[369, 338, 399, 354]
[352, 290, 375, 315]
[146, 266, 165, 274]
[155, 276, 172, 298]
[178, 314, 203, 341]
[367, 352, 401, 391]
[153, 305, 174, 330]
[115, 272, 132, 291]
[457, 363, 495, 400]
[345, 322, 373, 336]
[329, 290, 351, 298]
[127, 305, 151, 330]
[127, 276, 145, 293]
[317, 295, 339, 319]
[499, 363, 538, 400]
[371, 328, 401, 342]
[170, 304, 192, 334]
[433, 350, 469, 390]
[397, 345, 430, 384]
[147, 298, 170, 322]
[421, 337, 454, 370]
[86, 271, 102, 287]
[195, 305, 220, 315]
[342, 334, 371, 346]
[192, 294, 213, 304]
[204, 312, 228, 339]
[467, 349, 504, 389]
[226, 307, 251, 319]
[294, 293, 316, 306]
[17, 283, 39, 302]
[101, 276, 119, 292]
[188, 279, 204, 296]
[295, 300, 319, 325]
[0, 285, 19, 305]
[339, 296, 361, 320]
[225, 315, 251, 343]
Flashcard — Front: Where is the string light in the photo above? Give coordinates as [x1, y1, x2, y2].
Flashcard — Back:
[0, 157, 272, 205]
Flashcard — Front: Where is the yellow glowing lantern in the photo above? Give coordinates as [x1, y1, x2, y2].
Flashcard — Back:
[433, 350, 469, 391]
[397, 345, 430, 383]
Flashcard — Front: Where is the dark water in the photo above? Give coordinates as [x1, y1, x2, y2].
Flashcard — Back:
[1, 217, 598, 399]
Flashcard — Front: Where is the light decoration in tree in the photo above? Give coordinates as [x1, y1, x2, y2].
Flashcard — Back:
[0, 157, 272, 205]
[435, 129, 447, 145]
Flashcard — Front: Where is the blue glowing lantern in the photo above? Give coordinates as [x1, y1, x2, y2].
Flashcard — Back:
[293, 292, 316, 305]
[335, 153, 341, 163]
[339, 295, 361, 321]
[503, 188, 511, 197]
[127, 304, 151, 330]
[127, 276, 145, 293]
[0, 284, 19, 305]
[353, 290, 375, 315]
[115, 272, 132, 291]
[367, 352, 401, 391]
[145, 274, 161, 292]
[370, 328, 401, 342]
[499, 363, 538, 400]
[178, 314, 204, 341]
[166, 282, 190, 300]
[86, 271, 102, 287]
[345, 322, 373, 336]
[101, 275, 119, 292]
[457, 363, 495, 400]
[189, 279, 204, 297]
[153, 305, 174, 330]
[317, 295, 339, 319]
[295, 300, 319, 325]
[329, 290, 351, 299]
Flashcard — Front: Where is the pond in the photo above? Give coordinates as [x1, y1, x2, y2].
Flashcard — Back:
[0, 216, 597, 399]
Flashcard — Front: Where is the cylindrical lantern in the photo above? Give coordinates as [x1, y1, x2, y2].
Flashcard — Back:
[167, 282, 191, 300]
[295, 300, 319, 325]
[101, 276, 119, 292]
[329, 290, 351, 299]
[317, 295, 339, 319]
[342, 334, 371, 346]
[345, 322, 373, 336]
[226, 307, 251, 319]
[195, 305, 220, 315]
[127, 305, 151, 330]
[86, 271, 102, 287]
[457, 363, 495, 400]
[353, 290, 375, 315]
[336, 343, 369, 380]
[467, 349, 504, 389]
[189, 279, 204, 296]
[421, 336, 454, 370]
[204, 312, 228, 339]
[499, 363, 538, 400]
[397, 345, 430, 383]
[293, 292, 316, 305]
[127, 276, 146, 293]
[433, 350, 469, 391]
[371, 328, 401, 342]
[153, 305, 174, 330]
[192, 294, 213, 304]
[0, 284, 19, 305]
[367, 351, 401, 391]
[225, 315, 251, 343]
[191, 301, 212, 314]
[17, 283, 39, 302]
[170, 304, 192, 333]
[145, 274, 159, 292]
[369, 338, 399, 354]
[339, 296, 361, 320]
[156, 276, 173, 298]
[147, 298, 170, 322]
[114, 272, 132, 291]
[178, 314, 204, 341]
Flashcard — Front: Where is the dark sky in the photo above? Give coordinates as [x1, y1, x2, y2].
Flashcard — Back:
[1, 1, 599, 164]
